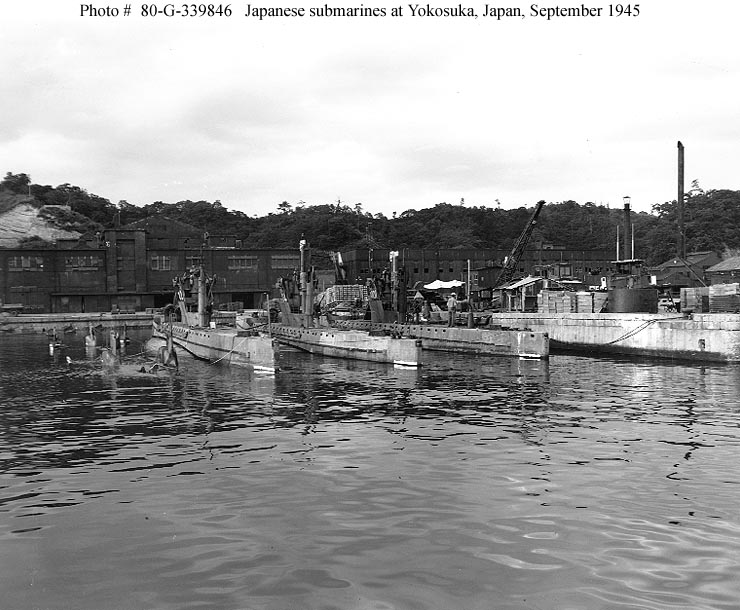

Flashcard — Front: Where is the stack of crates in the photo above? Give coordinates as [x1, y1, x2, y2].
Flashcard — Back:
[592, 292, 608, 312]
[708, 283, 740, 313]
[537, 290, 607, 313]
[576, 292, 594, 313]
[324, 284, 368, 305]
[560, 292, 578, 312]
[537, 290, 564, 313]
[680, 287, 709, 313]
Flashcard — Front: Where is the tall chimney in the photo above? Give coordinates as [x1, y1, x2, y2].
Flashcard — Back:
[677, 141, 685, 259]
[623, 201, 632, 260]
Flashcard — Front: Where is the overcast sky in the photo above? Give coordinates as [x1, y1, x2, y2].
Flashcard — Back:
[2, 1, 739, 218]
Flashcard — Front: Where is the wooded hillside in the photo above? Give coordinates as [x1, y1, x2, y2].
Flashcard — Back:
[2, 171, 737, 266]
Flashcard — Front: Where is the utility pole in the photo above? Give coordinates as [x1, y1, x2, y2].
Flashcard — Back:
[389, 250, 399, 318]
[677, 141, 686, 259]
[299, 238, 307, 315]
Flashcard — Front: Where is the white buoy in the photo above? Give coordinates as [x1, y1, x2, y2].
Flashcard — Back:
[84, 323, 96, 348]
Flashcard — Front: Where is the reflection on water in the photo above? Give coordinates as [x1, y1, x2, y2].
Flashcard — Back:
[2, 332, 740, 610]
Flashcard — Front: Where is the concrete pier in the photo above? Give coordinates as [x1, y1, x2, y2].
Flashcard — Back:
[484, 312, 740, 363]
[0, 311, 155, 334]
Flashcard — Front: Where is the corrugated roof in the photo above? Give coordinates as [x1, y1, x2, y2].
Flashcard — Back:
[706, 256, 740, 272]
[500, 275, 543, 290]
[655, 251, 718, 270]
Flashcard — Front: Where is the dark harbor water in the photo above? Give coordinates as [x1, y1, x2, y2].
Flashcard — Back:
[2, 332, 740, 610]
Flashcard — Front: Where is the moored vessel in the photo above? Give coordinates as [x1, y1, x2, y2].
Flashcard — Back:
[271, 301, 422, 367]
[268, 240, 423, 367]
[152, 266, 278, 372]
[272, 324, 423, 367]
[334, 320, 549, 359]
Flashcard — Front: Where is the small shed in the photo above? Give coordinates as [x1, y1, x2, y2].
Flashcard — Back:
[706, 256, 740, 285]
[650, 251, 720, 291]
[496, 275, 545, 312]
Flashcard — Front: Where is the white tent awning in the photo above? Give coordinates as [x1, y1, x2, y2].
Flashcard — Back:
[423, 279, 464, 290]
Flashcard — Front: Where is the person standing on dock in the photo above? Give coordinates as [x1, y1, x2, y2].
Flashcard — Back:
[422, 300, 430, 322]
[447, 292, 458, 327]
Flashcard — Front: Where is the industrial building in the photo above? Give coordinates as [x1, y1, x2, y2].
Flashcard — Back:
[0, 216, 300, 313]
[1, 214, 620, 314]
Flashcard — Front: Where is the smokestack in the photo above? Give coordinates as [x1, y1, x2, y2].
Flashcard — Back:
[623, 197, 632, 260]
[677, 141, 685, 259]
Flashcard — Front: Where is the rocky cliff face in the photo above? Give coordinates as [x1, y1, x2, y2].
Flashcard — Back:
[0, 202, 82, 247]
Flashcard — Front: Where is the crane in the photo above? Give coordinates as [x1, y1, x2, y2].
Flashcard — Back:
[493, 200, 545, 287]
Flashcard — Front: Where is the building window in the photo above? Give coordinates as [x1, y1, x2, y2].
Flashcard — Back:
[65, 255, 102, 271]
[185, 256, 202, 268]
[150, 256, 172, 271]
[8, 256, 44, 271]
[228, 255, 258, 270]
[271, 254, 300, 270]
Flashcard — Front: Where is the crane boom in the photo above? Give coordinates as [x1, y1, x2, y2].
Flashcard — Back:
[330, 251, 348, 284]
[494, 200, 545, 287]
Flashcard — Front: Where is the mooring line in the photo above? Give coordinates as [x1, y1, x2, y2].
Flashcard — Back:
[606, 315, 685, 345]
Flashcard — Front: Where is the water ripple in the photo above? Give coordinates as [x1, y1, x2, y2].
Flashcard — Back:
[2, 334, 740, 609]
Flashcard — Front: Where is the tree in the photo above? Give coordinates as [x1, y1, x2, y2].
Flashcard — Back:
[9, 167, 740, 268]
[117, 200, 145, 225]
[2, 172, 32, 194]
